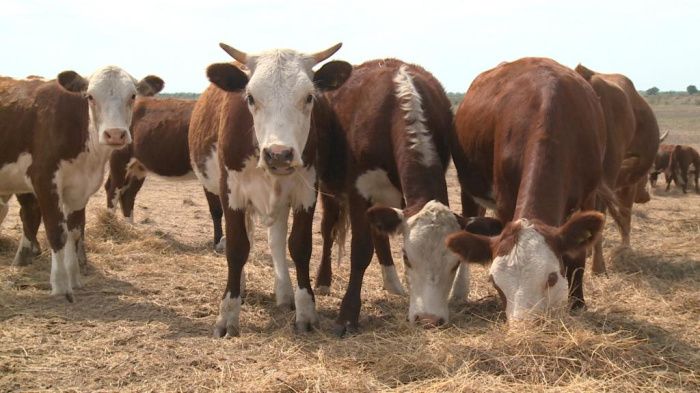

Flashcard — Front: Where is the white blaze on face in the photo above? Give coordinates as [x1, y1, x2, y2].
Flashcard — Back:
[489, 220, 568, 321]
[85, 66, 138, 145]
[245, 50, 316, 169]
[401, 201, 462, 324]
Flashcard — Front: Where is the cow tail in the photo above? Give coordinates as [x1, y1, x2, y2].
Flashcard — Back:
[332, 196, 349, 267]
[596, 183, 626, 231]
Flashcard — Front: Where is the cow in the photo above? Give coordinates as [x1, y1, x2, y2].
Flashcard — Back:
[188, 43, 352, 337]
[667, 144, 700, 194]
[574, 65, 663, 274]
[0, 68, 164, 301]
[313, 59, 502, 335]
[103, 97, 225, 249]
[446, 58, 608, 321]
[649, 144, 675, 188]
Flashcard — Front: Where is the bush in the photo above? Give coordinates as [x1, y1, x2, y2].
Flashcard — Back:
[646, 87, 660, 95]
[687, 85, 698, 95]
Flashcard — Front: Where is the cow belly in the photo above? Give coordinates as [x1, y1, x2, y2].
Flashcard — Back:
[226, 157, 316, 226]
[0, 153, 34, 194]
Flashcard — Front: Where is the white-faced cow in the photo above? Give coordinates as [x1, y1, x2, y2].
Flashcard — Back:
[447, 58, 608, 321]
[0, 68, 163, 301]
[314, 59, 502, 336]
[103, 97, 226, 248]
[189, 43, 352, 337]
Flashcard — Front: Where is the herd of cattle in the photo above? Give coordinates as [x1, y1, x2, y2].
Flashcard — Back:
[0, 43, 696, 338]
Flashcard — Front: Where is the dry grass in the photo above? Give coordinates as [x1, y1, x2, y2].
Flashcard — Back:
[0, 102, 698, 392]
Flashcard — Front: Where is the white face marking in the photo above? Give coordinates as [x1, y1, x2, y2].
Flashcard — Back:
[85, 66, 139, 145]
[245, 50, 316, 169]
[489, 220, 568, 321]
[0, 153, 34, 195]
[393, 65, 438, 168]
[355, 169, 403, 207]
[401, 201, 462, 324]
[192, 144, 221, 195]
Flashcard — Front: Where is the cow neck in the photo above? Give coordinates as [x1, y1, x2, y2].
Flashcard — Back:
[398, 157, 449, 218]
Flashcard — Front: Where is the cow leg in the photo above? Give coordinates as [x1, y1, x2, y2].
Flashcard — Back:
[0, 195, 11, 230]
[334, 194, 374, 336]
[213, 208, 250, 338]
[204, 189, 224, 251]
[372, 230, 405, 295]
[615, 185, 635, 249]
[461, 190, 484, 218]
[316, 191, 340, 295]
[119, 176, 145, 224]
[449, 263, 470, 301]
[694, 166, 699, 194]
[12, 193, 42, 266]
[590, 198, 607, 275]
[680, 165, 689, 194]
[68, 208, 88, 272]
[64, 209, 85, 289]
[289, 204, 319, 332]
[104, 175, 118, 212]
[564, 250, 587, 311]
[269, 205, 294, 309]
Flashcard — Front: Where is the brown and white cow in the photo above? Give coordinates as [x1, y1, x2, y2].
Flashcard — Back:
[314, 59, 502, 335]
[667, 144, 700, 194]
[574, 65, 662, 274]
[447, 58, 608, 321]
[0, 68, 163, 300]
[103, 97, 225, 248]
[649, 144, 675, 188]
[189, 43, 352, 337]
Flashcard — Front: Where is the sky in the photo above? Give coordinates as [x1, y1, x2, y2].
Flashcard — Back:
[1, 0, 697, 93]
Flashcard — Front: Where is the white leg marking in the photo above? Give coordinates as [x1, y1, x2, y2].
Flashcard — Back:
[240, 270, 247, 298]
[12, 235, 33, 266]
[215, 236, 226, 253]
[213, 293, 241, 337]
[450, 263, 470, 301]
[382, 265, 406, 295]
[294, 287, 319, 331]
[0, 197, 9, 227]
[50, 247, 70, 297]
[125, 214, 134, 224]
[268, 206, 293, 308]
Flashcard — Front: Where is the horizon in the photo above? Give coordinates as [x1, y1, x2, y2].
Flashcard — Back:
[1, 0, 697, 94]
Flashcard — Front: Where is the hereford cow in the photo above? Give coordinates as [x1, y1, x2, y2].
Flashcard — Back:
[574, 65, 662, 274]
[446, 58, 608, 321]
[0, 68, 163, 301]
[103, 97, 225, 248]
[315, 59, 502, 335]
[649, 144, 675, 188]
[667, 144, 700, 194]
[189, 43, 352, 337]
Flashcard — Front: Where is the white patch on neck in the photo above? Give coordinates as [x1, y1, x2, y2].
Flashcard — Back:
[355, 169, 403, 207]
[0, 153, 34, 194]
[393, 65, 438, 168]
[192, 144, 221, 195]
[54, 143, 112, 212]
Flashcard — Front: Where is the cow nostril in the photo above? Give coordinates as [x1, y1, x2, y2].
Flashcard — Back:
[437, 318, 445, 326]
[282, 149, 293, 162]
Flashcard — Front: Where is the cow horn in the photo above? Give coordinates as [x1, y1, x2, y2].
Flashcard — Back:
[219, 43, 248, 64]
[309, 43, 343, 64]
[659, 130, 669, 142]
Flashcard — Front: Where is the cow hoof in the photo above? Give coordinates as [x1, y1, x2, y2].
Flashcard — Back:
[212, 324, 239, 338]
[294, 320, 318, 334]
[65, 293, 75, 303]
[569, 301, 587, 313]
[315, 285, 331, 296]
[332, 321, 358, 338]
[12, 247, 34, 266]
[214, 237, 226, 253]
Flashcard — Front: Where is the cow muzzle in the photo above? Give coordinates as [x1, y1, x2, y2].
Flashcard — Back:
[262, 144, 296, 176]
[102, 128, 130, 147]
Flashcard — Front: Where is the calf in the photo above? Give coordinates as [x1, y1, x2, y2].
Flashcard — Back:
[104, 97, 225, 248]
[447, 58, 607, 321]
[315, 59, 501, 335]
[574, 65, 662, 274]
[667, 144, 700, 194]
[189, 43, 352, 337]
[0, 69, 163, 300]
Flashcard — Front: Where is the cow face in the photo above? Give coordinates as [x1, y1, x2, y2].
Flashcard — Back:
[57, 66, 163, 148]
[367, 200, 502, 327]
[207, 43, 352, 176]
[446, 212, 604, 321]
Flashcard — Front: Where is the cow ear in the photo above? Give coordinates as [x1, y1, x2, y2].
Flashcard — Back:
[57, 71, 88, 93]
[137, 75, 164, 96]
[445, 231, 494, 264]
[207, 63, 249, 92]
[458, 216, 503, 236]
[556, 211, 605, 254]
[366, 205, 404, 235]
[314, 61, 352, 91]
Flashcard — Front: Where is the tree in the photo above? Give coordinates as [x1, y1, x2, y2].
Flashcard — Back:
[688, 85, 698, 95]
[646, 87, 660, 95]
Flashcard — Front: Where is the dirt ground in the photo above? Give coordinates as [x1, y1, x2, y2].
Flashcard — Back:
[1, 100, 699, 392]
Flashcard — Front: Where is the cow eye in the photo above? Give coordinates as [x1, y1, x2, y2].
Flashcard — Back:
[306, 94, 313, 104]
[547, 272, 558, 288]
[86, 94, 94, 101]
[131, 94, 136, 100]
[246, 94, 255, 106]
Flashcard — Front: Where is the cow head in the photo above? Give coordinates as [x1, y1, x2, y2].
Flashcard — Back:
[57, 66, 163, 148]
[207, 43, 352, 176]
[446, 211, 604, 321]
[367, 200, 502, 327]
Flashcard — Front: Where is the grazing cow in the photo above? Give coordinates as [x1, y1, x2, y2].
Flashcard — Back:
[0, 68, 163, 300]
[189, 43, 352, 337]
[667, 144, 700, 194]
[103, 97, 225, 248]
[447, 58, 608, 321]
[649, 144, 675, 188]
[315, 59, 502, 335]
